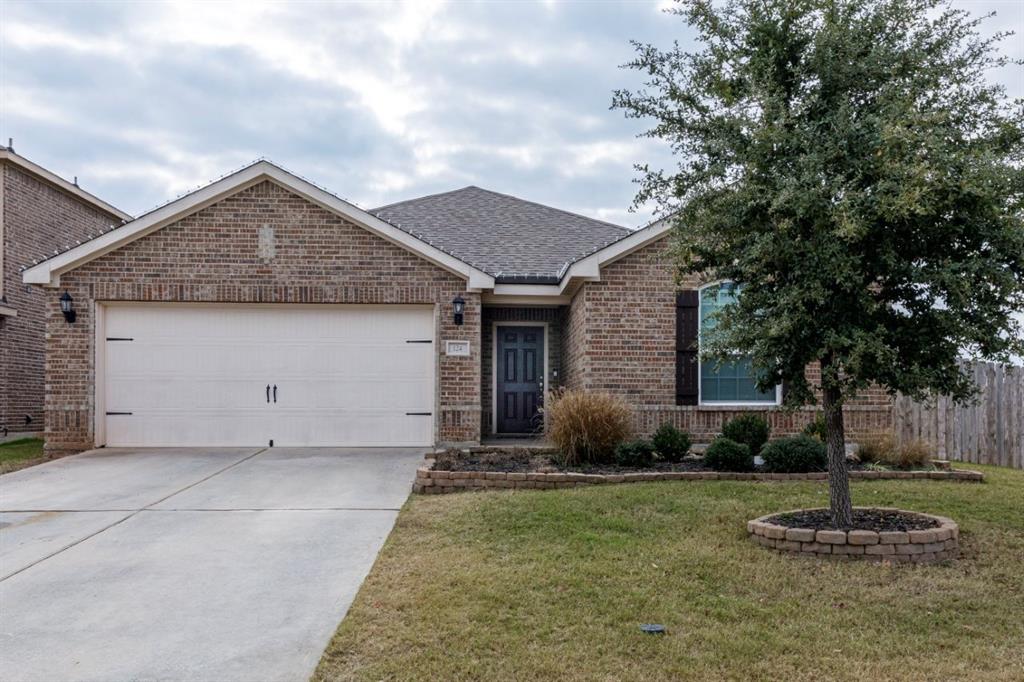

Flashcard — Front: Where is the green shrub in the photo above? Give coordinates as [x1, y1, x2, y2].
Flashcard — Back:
[703, 437, 753, 472]
[651, 423, 692, 462]
[802, 413, 827, 441]
[614, 439, 655, 468]
[721, 414, 770, 455]
[761, 435, 827, 473]
[545, 389, 632, 466]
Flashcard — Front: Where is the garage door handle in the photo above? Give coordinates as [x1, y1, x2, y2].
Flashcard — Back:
[266, 385, 271, 403]
[273, 385, 277, 403]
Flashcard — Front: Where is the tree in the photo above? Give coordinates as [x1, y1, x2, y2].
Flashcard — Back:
[613, 0, 1024, 526]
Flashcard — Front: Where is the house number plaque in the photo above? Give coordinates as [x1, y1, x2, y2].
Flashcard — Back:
[445, 340, 471, 356]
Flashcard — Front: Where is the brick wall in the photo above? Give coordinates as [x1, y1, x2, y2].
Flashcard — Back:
[561, 236, 894, 442]
[562, 283, 588, 392]
[44, 180, 481, 453]
[1, 163, 120, 434]
[481, 306, 564, 436]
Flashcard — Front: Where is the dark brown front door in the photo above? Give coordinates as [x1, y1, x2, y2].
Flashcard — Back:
[496, 326, 545, 434]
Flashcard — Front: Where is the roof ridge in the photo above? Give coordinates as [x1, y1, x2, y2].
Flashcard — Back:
[371, 186, 478, 213]
[373, 184, 632, 233]
[463, 186, 633, 233]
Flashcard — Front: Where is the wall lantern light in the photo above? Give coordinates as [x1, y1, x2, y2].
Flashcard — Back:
[452, 295, 466, 326]
[60, 291, 77, 323]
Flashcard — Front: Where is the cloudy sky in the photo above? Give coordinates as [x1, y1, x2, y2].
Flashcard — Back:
[0, 0, 1022, 227]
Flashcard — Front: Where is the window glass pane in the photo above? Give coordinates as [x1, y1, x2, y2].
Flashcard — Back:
[701, 378, 719, 401]
[699, 282, 776, 403]
[737, 378, 774, 402]
[719, 378, 739, 401]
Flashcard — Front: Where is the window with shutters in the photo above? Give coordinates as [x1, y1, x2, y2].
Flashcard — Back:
[697, 282, 779, 404]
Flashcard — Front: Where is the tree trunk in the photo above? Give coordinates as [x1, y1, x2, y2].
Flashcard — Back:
[821, 359, 853, 528]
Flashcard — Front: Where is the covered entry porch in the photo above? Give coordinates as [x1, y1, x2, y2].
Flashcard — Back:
[481, 306, 566, 439]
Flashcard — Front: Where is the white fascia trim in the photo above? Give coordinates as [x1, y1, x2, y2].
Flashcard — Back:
[22, 161, 494, 290]
[482, 292, 571, 306]
[490, 283, 564, 297]
[556, 218, 673, 294]
[0, 149, 130, 221]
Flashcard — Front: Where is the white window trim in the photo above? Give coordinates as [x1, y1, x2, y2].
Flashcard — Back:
[491, 320, 549, 435]
[697, 281, 781, 407]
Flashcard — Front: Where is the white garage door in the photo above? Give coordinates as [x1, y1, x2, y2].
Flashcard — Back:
[102, 305, 436, 447]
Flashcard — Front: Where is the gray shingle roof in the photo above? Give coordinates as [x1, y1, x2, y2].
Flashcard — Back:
[372, 186, 632, 283]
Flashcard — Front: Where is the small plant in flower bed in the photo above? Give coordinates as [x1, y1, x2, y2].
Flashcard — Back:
[721, 414, 770, 456]
[614, 439, 655, 468]
[546, 389, 632, 467]
[703, 436, 753, 472]
[651, 423, 691, 462]
[856, 432, 934, 469]
[802, 413, 827, 441]
[891, 439, 932, 469]
[855, 431, 898, 464]
[761, 435, 827, 473]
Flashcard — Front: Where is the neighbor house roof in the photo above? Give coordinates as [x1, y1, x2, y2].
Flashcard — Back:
[372, 186, 632, 283]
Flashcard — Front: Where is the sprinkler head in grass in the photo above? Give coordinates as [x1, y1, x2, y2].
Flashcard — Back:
[640, 624, 666, 635]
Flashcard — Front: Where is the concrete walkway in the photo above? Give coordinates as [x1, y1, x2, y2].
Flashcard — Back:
[0, 446, 424, 682]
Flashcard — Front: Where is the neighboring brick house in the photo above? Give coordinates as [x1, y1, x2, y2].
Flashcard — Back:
[22, 160, 893, 453]
[0, 147, 130, 437]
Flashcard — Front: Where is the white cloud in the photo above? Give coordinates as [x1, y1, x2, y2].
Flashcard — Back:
[0, 0, 1020, 232]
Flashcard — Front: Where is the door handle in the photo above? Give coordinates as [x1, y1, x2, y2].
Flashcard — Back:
[266, 384, 270, 403]
[273, 384, 277, 403]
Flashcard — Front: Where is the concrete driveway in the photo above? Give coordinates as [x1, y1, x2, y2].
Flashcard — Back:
[0, 446, 424, 682]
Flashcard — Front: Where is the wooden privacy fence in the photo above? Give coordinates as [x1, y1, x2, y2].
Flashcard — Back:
[893, 361, 1024, 469]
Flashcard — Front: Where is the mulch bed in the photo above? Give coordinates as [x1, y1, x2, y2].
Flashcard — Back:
[432, 450, 715, 474]
[431, 449, 936, 476]
[770, 508, 940, 532]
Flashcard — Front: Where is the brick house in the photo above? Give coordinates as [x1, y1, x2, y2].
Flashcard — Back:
[22, 160, 892, 454]
[1, 147, 130, 437]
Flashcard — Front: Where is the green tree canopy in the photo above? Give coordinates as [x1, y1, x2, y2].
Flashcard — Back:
[614, 0, 1024, 525]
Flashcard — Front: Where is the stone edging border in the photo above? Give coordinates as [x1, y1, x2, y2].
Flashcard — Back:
[748, 508, 959, 563]
[412, 460, 983, 494]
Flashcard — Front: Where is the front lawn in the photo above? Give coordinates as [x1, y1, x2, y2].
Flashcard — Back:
[315, 465, 1024, 681]
[0, 438, 46, 475]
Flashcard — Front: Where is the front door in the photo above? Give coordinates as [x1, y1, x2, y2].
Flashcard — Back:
[496, 326, 545, 434]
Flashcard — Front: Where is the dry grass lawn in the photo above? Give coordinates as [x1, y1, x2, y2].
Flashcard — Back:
[315, 464, 1024, 681]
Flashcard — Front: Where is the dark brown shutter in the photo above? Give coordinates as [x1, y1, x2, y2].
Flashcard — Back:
[676, 290, 699, 406]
